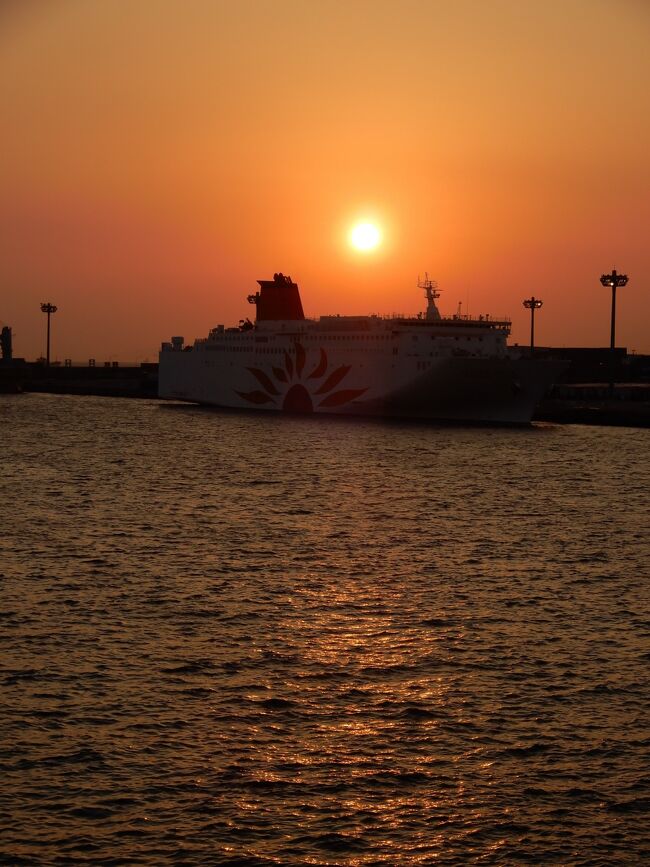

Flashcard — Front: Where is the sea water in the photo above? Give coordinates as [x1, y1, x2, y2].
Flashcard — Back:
[1, 394, 649, 865]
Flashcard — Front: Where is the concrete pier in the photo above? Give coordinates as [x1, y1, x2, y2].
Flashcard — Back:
[534, 382, 650, 427]
[0, 362, 158, 398]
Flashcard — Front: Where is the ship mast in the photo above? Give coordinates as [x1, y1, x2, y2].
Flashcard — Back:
[418, 273, 441, 321]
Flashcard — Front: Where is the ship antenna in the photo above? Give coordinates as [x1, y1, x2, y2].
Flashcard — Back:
[418, 273, 442, 321]
[417, 272, 440, 304]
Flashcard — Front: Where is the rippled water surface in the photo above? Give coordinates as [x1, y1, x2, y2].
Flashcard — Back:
[1, 394, 649, 865]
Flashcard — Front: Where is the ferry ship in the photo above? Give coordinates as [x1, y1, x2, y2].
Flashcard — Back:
[159, 273, 563, 423]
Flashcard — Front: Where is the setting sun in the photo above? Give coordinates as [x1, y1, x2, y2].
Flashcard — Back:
[350, 222, 382, 252]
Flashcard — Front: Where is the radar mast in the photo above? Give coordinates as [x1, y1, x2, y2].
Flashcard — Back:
[418, 273, 441, 321]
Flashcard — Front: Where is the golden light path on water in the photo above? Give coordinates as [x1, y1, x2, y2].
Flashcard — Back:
[256, 579, 482, 864]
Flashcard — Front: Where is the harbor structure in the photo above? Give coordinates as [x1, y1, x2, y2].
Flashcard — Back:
[600, 269, 628, 391]
[522, 297, 543, 353]
[40, 302, 58, 367]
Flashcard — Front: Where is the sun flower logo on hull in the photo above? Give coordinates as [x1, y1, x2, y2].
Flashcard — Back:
[236, 343, 367, 412]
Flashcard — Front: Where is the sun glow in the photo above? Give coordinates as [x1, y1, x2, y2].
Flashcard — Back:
[350, 222, 382, 252]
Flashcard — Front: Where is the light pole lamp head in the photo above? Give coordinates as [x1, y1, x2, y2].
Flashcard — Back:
[523, 297, 543, 310]
[40, 302, 58, 314]
[600, 270, 628, 288]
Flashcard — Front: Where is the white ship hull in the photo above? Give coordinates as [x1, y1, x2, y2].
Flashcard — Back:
[159, 335, 561, 425]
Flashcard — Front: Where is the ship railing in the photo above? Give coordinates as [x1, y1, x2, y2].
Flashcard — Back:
[200, 313, 512, 336]
[29, 359, 156, 368]
[389, 314, 512, 326]
[317, 313, 512, 325]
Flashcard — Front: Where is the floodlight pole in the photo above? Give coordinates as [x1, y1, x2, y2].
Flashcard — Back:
[40, 302, 58, 366]
[522, 296, 543, 353]
[599, 269, 628, 391]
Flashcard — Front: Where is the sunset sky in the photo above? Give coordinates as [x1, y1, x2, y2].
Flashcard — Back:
[1, 0, 648, 361]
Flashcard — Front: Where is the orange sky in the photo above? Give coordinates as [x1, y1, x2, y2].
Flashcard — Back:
[1, 0, 648, 361]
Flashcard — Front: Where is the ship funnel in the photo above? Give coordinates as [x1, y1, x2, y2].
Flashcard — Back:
[248, 273, 305, 321]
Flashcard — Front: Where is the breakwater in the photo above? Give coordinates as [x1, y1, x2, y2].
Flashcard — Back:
[535, 383, 650, 427]
[0, 363, 158, 398]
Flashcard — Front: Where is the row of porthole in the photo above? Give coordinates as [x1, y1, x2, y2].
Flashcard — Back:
[415, 335, 486, 342]
[206, 343, 392, 353]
